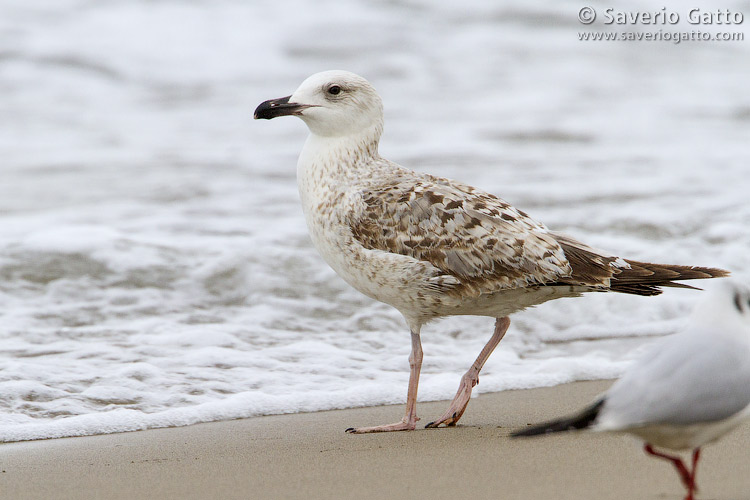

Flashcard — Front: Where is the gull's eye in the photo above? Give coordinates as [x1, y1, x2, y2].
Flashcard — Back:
[327, 85, 341, 95]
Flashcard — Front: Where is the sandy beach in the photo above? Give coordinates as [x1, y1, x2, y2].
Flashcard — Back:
[1, 380, 748, 500]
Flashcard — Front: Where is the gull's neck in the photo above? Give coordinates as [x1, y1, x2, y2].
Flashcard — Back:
[296, 122, 386, 219]
[297, 123, 383, 182]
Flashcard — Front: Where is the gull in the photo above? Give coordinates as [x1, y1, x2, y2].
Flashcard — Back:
[254, 70, 728, 434]
[512, 279, 750, 500]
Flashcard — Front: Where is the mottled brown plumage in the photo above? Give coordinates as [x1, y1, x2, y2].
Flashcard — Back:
[349, 171, 571, 297]
[349, 171, 727, 301]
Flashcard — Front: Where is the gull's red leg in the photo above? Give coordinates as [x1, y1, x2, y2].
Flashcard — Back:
[687, 448, 701, 499]
[644, 444, 694, 499]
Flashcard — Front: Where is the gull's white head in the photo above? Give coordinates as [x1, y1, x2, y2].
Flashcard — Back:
[692, 279, 750, 332]
[254, 70, 383, 138]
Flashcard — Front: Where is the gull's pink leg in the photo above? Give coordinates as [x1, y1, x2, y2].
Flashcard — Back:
[644, 444, 695, 499]
[346, 329, 423, 433]
[426, 317, 510, 428]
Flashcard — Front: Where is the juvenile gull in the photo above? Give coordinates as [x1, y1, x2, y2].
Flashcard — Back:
[254, 70, 728, 433]
[512, 280, 750, 500]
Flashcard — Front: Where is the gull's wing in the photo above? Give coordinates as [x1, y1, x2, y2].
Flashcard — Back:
[347, 170, 574, 294]
[345, 167, 724, 298]
[600, 328, 750, 428]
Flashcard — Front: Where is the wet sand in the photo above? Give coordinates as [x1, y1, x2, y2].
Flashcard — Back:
[1, 380, 748, 500]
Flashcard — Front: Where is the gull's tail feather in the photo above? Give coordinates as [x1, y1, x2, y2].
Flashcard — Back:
[511, 399, 605, 437]
[551, 233, 730, 297]
[611, 261, 730, 297]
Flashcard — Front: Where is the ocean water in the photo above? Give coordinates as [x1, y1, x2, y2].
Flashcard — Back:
[1, 0, 749, 442]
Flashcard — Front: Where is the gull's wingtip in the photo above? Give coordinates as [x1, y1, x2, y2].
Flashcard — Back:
[511, 399, 606, 438]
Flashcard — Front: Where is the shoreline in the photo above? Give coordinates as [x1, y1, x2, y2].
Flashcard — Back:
[1, 380, 748, 500]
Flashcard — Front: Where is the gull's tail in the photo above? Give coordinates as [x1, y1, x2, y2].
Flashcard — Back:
[511, 399, 605, 437]
[552, 233, 730, 297]
[609, 260, 730, 296]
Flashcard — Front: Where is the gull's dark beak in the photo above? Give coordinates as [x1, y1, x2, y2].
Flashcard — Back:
[254, 95, 310, 120]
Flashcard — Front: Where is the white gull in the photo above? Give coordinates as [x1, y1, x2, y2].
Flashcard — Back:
[513, 279, 750, 500]
[254, 70, 728, 433]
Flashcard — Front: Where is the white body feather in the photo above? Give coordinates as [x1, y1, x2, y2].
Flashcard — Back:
[593, 280, 750, 450]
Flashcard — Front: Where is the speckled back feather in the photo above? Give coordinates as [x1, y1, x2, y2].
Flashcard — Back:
[349, 166, 573, 296]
